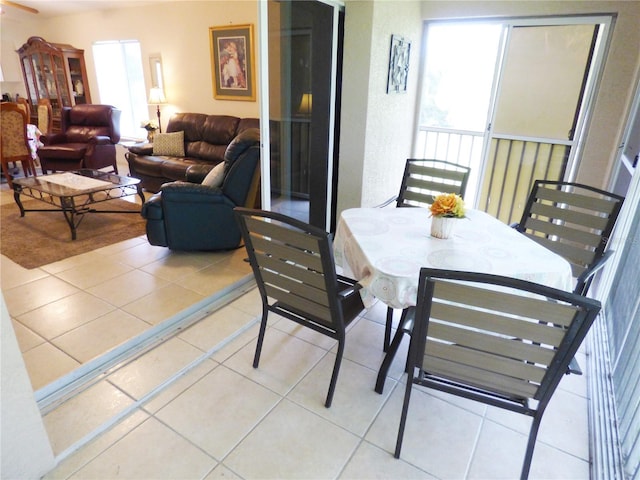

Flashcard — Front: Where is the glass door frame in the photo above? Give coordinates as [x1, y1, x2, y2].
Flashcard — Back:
[258, 0, 345, 232]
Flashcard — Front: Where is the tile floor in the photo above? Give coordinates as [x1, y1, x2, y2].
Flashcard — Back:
[2, 157, 592, 479]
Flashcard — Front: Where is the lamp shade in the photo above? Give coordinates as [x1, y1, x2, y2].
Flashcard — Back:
[298, 93, 312, 114]
[148, 87, 166, 104]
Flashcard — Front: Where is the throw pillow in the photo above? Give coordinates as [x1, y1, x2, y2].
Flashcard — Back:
[152, 131, 185, 156]
[201, 162, 226, 188]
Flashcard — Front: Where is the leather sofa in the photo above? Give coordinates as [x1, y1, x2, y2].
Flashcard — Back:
[38, 104, 121, 173]
[126, 112, 259, 192]
[140, 128, 261, 251]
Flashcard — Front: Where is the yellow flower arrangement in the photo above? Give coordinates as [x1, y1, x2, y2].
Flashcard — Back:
[430, 193, 466, 218]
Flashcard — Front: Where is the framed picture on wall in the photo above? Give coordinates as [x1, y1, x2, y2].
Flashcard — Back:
[387, 34, 411, 94]
[209, 24, 256, 101]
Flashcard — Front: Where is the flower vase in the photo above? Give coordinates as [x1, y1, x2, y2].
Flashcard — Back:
[430, 216, 456, 239]
[147, 130, 155, 143]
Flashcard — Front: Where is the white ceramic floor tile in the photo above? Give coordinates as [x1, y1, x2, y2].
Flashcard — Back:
[288, 353, 394, 435]
[55, 258, 134, 289]
[0, 256, 48, 289]
[16, 291, 115, 340]
[10, 318, 46, 352]
[51, 309, 151, 363]
[107, 336, 208, 399]
[105, 240, 171, 269]
[3, 276, 80, 316]
[67, 417, 216, 479]
[223, 326, 328, 396]
[85, 269, 170, 307]
[224, 399, 360, 479]
[43, 380, 135, 455]
[178, 265, 251, 297]
[340, 441, 436, 479]
[177, 304, 258, 352]
[139, 251, 222, 281]
[155, 364, 281, 459]
[121, 283, 207, 325]
[21, 342, 80, 390]
[366, 384, 482, 479]
[43, 410, 150, 480]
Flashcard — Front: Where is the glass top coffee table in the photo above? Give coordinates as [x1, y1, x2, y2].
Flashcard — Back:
[12, 169, 145, 240]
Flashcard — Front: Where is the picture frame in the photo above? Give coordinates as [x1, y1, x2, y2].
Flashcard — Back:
[209, 24, 255, 101]
[387, 34, 411, 94]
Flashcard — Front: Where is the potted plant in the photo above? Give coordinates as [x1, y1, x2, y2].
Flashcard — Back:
[140, 120, 158, 142]
[429, 193, 465, 239]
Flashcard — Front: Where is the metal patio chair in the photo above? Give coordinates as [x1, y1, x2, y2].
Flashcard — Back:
[394, 268, 601, 480]
[381, 158, 471, 351]
[513, 180, 624, 297]
[234, 207, 365, 408]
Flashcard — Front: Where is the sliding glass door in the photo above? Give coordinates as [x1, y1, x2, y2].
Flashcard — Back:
[417, 16, 612, 225]
[261, 0, 344, 230]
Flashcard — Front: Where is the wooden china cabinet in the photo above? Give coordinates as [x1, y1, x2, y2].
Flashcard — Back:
[17, 36, 91, 131]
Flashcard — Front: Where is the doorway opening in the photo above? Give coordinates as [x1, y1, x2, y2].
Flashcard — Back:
[416, 16, 613, 225]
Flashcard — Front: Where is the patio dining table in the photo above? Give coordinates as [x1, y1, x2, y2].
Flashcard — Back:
[333, 206, 574, 309]
[333, 207, 575, 393]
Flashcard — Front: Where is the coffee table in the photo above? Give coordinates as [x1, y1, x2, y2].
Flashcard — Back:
[12, 169, 145, 240]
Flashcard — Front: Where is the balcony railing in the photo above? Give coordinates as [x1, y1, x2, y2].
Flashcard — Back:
[415, 126, 569, 225]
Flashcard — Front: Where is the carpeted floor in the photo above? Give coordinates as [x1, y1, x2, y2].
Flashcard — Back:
[1, 198, 146, 269]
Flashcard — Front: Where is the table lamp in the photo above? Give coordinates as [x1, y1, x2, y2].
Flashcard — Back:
[148, 87, 167, 132]
[298, 93, 312, 115]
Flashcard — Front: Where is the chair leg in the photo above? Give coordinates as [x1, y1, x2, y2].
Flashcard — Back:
[325, 336, 346, 408]
[394, 371, 414, 458]
[520, 412, 543, 480]
[252, 308, 269, 368]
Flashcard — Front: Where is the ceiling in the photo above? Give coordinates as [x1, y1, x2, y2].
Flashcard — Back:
[0, 1, 153, 20]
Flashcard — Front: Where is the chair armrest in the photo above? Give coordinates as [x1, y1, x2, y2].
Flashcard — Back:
[161, 181, 230, 204]
[566, 356, 582, 375]
[40, 133, 67, 146]
[575, 250, 614, 296]
[88, 135, 113, 146]
[375, 195, 398, 208]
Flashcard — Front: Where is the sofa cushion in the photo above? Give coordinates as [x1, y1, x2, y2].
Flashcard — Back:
[201, 162, 226, 187]
[153, 131, 185, 156]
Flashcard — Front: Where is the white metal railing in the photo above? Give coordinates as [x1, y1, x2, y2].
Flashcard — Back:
[414, 126, 570, 224]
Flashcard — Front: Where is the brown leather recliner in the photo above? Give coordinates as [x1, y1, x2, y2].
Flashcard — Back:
[38, 104, 121, 173]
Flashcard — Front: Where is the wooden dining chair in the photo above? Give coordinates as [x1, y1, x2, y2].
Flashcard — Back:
[1, 102, 38, 189]
[513, 180, 624, 297]
[234, 207, 365, 408]
[394, 268, 601, 480]
[37, 98, 53, 135]
[380, 158, 472, 350]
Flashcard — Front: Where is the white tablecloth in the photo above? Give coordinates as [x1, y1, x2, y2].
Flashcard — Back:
[333, 207, 574, 309]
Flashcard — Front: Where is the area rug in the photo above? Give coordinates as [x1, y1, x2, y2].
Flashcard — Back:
[1, 198, 146, 269]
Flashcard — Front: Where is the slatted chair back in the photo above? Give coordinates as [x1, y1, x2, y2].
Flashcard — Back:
[234, 207, 364, 407]
[396, 159, 470, 208]
[395, 268, 601, 480]
[514, 180, 624, 295]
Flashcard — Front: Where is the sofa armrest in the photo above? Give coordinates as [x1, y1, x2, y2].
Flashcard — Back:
[127, 143, 154, 155]
[185, 164, 214, 183]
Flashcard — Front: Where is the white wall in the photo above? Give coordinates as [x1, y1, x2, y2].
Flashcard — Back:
[337, 0, 640, 215]
[338, 0, 422, 213]
[1, 1, 260, 132]
[1, 294, 55, 479]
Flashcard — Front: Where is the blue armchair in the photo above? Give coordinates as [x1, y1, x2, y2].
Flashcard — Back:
[141, 128, 260, 251]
